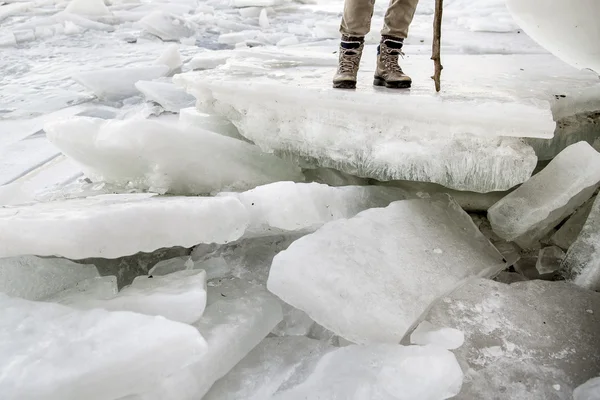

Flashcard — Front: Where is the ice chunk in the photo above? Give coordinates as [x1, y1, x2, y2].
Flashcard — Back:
[561, 195, 600, 290]
[73, 66, 169, 100]
[0, 255, 98, 301]
[258, 8, 269, 29]
[222, 181, 408, 237]
[0, 293, 207, 400]
[45, 117, 303, 195]
[218, 30, 261, 45]
[493, 271, 529, 284]
[46, 276, 117, 304]
[536, 246, 565, 275]
[551, 197, 595, 250]
[139, 11, 196, 41]
[155, 44, 183, 74]
[272, 344, 464, 400]
[135, 81, 195, 112]
[178, 107, 243, 140]
[277, 36, 299, 46]
[0, 194, 248, 259]
[574, 377, 600, 400]
[148, 256, 193, 277]
[187, 51, 233, 70]
[488, 142, 600, 248]
[267, 195, 505, 344]
[65, 0, 110, 16]
[416, 279, 600, 399]
[303, 167, 369, 187]
[131, 278, 283, 399]
[409, 321, 465, 350]
[272, 304, 315, 337]
[204, 336, 330, 400]
[231, 0, 283, 7]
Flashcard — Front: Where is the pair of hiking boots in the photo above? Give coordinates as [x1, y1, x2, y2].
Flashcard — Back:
[333, 36, 411, 89]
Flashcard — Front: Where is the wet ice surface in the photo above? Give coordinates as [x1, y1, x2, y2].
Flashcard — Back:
[2, 0, 600, 399]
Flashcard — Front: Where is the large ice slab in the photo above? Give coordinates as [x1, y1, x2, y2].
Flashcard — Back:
[488, 142, 600, 248]
[574, 377, 600, 400]
[177, 52, 598, 192]
[139, 11, 196, 42]
[415, 279, 600, 399]
[204, 336, 331, 400]
[131, 278, 283, 400]
[0, 293, 207, 400]
[561, 195, 600, 290]
[271, 344, 464, 400]
[550, 197, 596, 250]
[45, 117, 303, 195]
[46, 276, 118, 306]
[135, 81, 195, 112]
[0, 255, 98, 300]
[0, 194, 248, 259]
[73, 66, 169, 100]
[268, 195, 505, 344]
[221, 182, 408, 236]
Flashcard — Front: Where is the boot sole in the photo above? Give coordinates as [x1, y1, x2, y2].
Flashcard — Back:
[373, 77, 411, 89]
[333, 80, 357, 89]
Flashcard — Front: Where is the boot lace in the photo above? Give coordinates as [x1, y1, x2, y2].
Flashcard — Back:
[382, 46, 405, 74]
[338, 47, 361, 74]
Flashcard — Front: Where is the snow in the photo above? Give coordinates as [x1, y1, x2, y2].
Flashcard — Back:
[73, 66, 169, 100]
[45, 117, 304, 195]
[0, 255, 99, 300]
[64, 0, 110, 17]
[506, 0, 600, 73]
[0, 293, 207, 400]
[0, 194, 248, 259]
[135, 81, 195, 112]
[268, 195, 505, 344]
[271, 344, 464, 400]
[488, 142, 600, 248]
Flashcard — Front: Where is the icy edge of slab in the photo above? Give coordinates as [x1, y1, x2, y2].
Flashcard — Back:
[0, 194, 249, 259]
[177, 74, 538, 193]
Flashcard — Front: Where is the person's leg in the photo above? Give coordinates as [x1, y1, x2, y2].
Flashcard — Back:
[374, 0, 419, 88]
[334, 0, 375, 89]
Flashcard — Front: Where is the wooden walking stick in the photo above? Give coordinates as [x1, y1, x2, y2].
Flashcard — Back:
[432, 0, 443, 92]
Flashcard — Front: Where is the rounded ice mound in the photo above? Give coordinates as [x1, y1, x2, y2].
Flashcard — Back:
[65, 0, 110, 16]
[506, 0, 600, 73]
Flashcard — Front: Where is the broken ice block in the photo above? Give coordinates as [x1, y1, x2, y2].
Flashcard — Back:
[0, 293, 207, 400]
[268, 195, 505, 344]
[187, 51, 233, 71]
[46, 276, 118, 306]
[178, 107, 243, 140]
[493, 271, 529, 284]
[409, 321, 465, 350]
[131, 278, 283, 399]
[222, 181, 408, 237]
[550, 197, 595, 250]
[65, 0, 110, 16]
[271, 344, 463, 400]
[0, 194, 248, 259]
[231, 0, 283, 7]
[0, 255, 98, 300]
[272, 304, 315, 337]
[536, 246, 565, 275]
[148, 256, 193, 277]
[204, 336, 331, 400]
[562, 195, 600, 290]
[139, 11, 196, 42]
[488, 142, 600, 248]
[415, 279, 600, 399]
[155, 44, 182, 75]
[135, 81, 195, 112]
[574, 377, 600, 400]
[45, 117, 303, 195]
[72, 66, 169, 100]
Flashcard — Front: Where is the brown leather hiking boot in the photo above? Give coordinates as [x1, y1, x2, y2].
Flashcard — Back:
[374, 37, 412, 89]
[333, 36, 364, 89]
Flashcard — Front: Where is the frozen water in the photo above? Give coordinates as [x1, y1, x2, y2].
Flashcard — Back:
[46, 276, 118, 306]
[139, 11, 196, 42]
[0, 293, 207, 400]
[148, 256, 193, 277]
[64, 0, 110, 17]
[204, 336, 331, 400]
[73, 66, 169, 100]
[0, 255, 98, 301]
[493, 271, 529, 284]
[45, 117, 303, 194]
[258, 9, 269, 29]
[0, 194, 248, 259]
[550, 197, 596, 250]
[178, 107, 243, 140]
[135, 81, 195, 112]
[272, 304, 316, 337]
[271, 344, 464, 400]
[574, 377, 600, 400]
[416, 279, 600, 399]
[131, 278, 283, 400]
[303, 167, 369, 187]
[187, 51, 233, 70]
[409, 321, 465, 350]
[562, 195, 600, 290]
[155, 44, 183, 75]
[268, 195, 505, 344]
[536, 246, 565, 275]
[231, 0, 283, 8]
[218, 30, 261, 45]
[506, 0, 600, 73]
[488, 142, 600, 248]
[221, 182, 409, 236]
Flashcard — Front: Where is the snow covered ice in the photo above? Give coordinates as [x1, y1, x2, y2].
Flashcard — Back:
[0, 194, 248, 258]
[268, 195, 505, 344]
